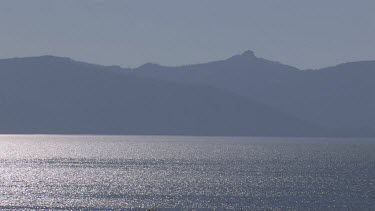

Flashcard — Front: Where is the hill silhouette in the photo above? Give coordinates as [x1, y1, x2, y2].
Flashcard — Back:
[0, 55, 326, 136]
[123, 51, 375, 136]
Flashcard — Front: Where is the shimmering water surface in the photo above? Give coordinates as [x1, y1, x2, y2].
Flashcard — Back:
[0, 135, 374, 210]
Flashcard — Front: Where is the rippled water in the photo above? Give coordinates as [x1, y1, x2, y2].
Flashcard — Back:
[0, 135, 374, 210]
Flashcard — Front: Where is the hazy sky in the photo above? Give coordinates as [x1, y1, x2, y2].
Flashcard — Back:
[1, 0, 374, 69]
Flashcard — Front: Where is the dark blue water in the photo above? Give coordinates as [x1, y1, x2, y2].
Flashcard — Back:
[0, 135, 374, 210]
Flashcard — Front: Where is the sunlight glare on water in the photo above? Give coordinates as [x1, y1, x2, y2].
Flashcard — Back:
[0, 135, 374, 210]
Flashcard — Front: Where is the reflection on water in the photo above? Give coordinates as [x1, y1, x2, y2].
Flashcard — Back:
[0, 135, 374, 210]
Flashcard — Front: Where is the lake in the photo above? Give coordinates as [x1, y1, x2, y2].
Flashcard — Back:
[0, 135, 374, 210]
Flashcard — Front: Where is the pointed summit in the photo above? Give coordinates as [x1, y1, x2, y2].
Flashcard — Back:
[226, 50, 257, 62]
[241, 50, 256, 58]
[138, 62, 162, 69]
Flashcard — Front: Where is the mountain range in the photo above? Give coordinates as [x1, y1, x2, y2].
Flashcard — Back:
[0, 51, 374, 137]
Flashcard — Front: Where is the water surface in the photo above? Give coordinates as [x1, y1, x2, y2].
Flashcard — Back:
[0, 135, 374, 210]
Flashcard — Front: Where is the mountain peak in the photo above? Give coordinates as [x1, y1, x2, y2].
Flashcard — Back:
[226, 50, 257, 62]
[241, 50, 256, 58]
[138, 62, 162, 69]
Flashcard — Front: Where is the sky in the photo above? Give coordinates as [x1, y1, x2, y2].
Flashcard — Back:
[0, 0, 374, 69]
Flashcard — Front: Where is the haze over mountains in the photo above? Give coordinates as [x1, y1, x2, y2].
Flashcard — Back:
[124, 51, 375, 137]
[0, 51, 374, 137]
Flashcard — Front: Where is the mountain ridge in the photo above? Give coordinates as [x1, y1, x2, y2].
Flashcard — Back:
[0, 54, 329, 137]
[1, 52, 374, 136]
[119, 51, 375, 135]
[4, 50, 374, 72]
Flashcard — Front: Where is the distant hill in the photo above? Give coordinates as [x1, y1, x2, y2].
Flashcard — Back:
[122, 51, 375, 136]
[0, 56, 326, 136]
